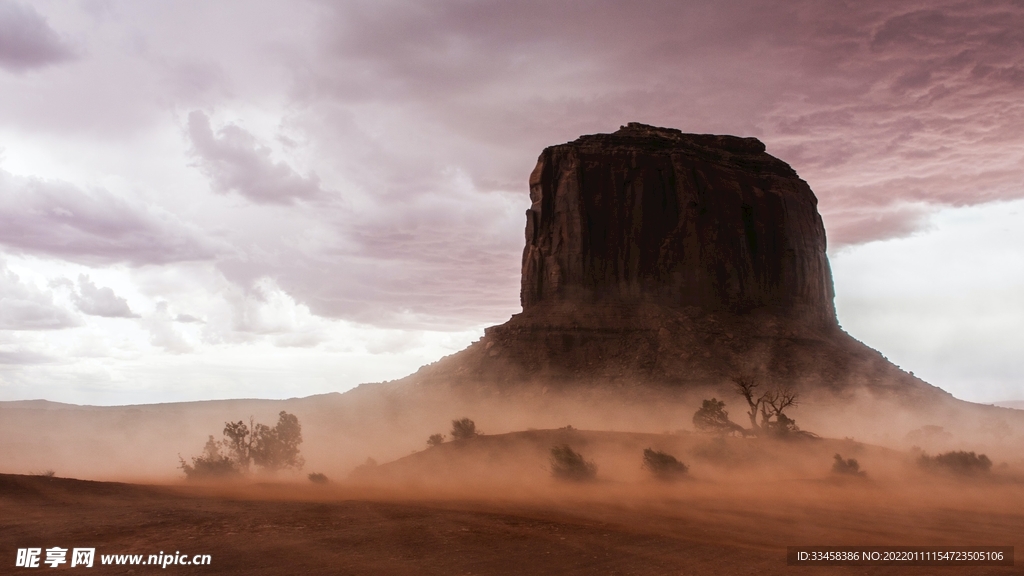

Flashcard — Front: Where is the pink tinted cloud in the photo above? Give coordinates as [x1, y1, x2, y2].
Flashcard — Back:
[187, 111, 324, 204]
[4, 0, 1022, 331]
[0, 0, 74, 73]
[0, 169, 216, 266]
[296, 0, 1024, 249]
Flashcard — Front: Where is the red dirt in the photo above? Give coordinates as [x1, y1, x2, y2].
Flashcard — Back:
[2, 470, 1020, 575]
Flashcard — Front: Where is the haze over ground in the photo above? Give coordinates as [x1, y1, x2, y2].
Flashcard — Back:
[0, 0, 1022, 405]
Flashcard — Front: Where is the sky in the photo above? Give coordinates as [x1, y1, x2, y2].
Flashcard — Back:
[0, 0, 1021, 405]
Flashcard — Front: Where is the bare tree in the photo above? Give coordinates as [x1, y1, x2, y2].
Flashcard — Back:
[733, 376, 801, 436]
[732, 375, 764, 432]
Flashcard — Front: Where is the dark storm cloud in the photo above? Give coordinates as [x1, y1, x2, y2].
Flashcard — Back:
[296, 0, 1024, 250]
[0, 169, 216, 266]
[71, 275, 139, 319]
[187, 110, 324, 204]
[0, 0, 74, 72]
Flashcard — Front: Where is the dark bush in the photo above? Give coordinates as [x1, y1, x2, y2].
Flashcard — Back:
[349, 457, 378, 478]
[450, 418, 479, 440]
[550, 445, 597, 481]
[919, 450, 992, 475]
[189, 412, 304, 478]
[642, 448, 689, 480]
[692, 399, 743, 435]
[179, 435, 241, 481]
[427, 433, 446, 447]
[831, 454, 866, 477]
[307, 472, 329, 484]
[252, 411, 305, 472]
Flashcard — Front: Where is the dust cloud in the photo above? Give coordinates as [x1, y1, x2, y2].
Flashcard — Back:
[3, 382, 1023, 575]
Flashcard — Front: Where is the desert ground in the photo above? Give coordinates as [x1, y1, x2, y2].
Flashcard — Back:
[3, 429, 1021, 575]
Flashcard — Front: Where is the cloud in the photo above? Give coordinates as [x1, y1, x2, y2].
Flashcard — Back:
[0, 169, 216, 266]
[141, 302, 192, 354]
[187, 110, 324, 204]
[0, 0, 74, 73]
[4, 0, 1024, 333]
[0, 349, 57, 365]
[70, 275, 139, 318]
[292, 0, 1024, 249]
[0, 262, 80, 330]
[174, 313, 204, 324]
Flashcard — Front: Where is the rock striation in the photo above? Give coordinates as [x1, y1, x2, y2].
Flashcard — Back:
[520, 122, 835, 326]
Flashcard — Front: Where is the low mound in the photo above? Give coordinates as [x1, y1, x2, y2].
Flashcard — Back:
[350, 428, 910, 491]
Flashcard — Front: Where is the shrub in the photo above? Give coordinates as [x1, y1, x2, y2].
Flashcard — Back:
[831, 454, 865, 477]
[919, 450, 992, 475]
[349, 457, 378, 478]
[308, 472, 329, 484]
[642, 448, 689, 480]
[427, 433, 446, 447]
[450, 418, 479, 440]
[179, 435, 241, 481]
[549, 445, 597, 481]
[252, 411, 305, 472]
[692, 399, 742, 435]
[185, 412, 304, 479]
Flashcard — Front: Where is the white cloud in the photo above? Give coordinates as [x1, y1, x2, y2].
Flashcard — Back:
[70, 274, 139, 318]
[141, 301, 192, 354]
[0, 260, 79, 330]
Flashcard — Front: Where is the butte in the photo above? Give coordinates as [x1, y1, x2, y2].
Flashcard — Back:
[405, 123, 944, 408]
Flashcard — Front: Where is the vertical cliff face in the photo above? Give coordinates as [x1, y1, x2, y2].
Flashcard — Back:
[520, 123, 836, 326]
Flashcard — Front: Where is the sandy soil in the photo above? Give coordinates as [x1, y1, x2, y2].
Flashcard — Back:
[2, 467, 1021, 575]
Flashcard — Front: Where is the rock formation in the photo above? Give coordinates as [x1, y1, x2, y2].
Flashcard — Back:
[411, 124, 944, 404]
[520, 123, 835, 326]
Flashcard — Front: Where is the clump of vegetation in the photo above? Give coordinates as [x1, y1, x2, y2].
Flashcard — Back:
[831, 454, 866, 477]
[692, 398, 744, 435]
[427, 433, 446, 447]
[550, 445, 597, 481]
[179, 411, 304, 480]
[642, 448, 689, 480]
[32, 470, 56, 478]
[905, 425, 954, 447]
[919, 450, 992, 476]
[307, 472, 329, 484]
[348, 457, 378, 479]
[179, 435, 241, 480]
[450, 418, 480, 440]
